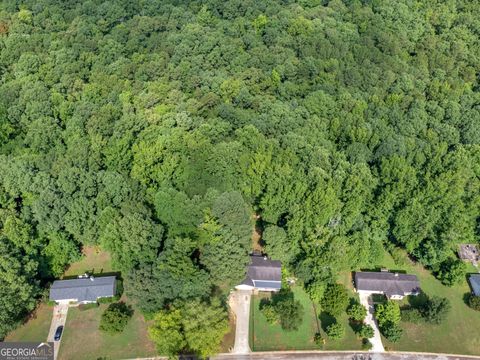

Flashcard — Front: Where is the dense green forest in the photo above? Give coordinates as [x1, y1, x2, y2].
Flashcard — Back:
[0, 0, 479, 354]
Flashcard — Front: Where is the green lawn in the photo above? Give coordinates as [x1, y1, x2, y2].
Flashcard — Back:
[250, 286, 320, 351]
[58, 299, 156, 360]
[5, 303, 53, 342]
[370, 249, 480, 355]
[63, 246, 115, 277]
[249, 285, 362, 351]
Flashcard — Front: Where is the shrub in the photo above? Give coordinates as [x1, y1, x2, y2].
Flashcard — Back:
[375, 301, 401, 327]
[347, 302, 367, 321]
[358, 323, 374, 338]
[422, 296, 451, 324]
[78, 302, 98, 311]
[98, 296, 119, 304]
[115, 279, 124, 297]
[361, 338, 373, 350]
[436, 258, 466, 286]
[467, 295, 480, 311]
[321, 284, 349, 316]
[99, 302, 133, 334]
[313, 332, 323, 346]
[401, 308, 423, 323]
[326, 322, 345, 340]
[380, 322, 403, 342]
[46, 300, 57, 306]
[260, 301, 279, 324]
[259, 290, 304, 331]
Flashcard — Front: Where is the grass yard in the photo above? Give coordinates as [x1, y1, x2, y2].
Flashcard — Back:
[58, 298, 156, 360]
[5, 303, 53, 342]
[371, 249, 480, 355]
[63, 246, 115, 277]
[250, 286, 320, 351]
[249, 285, 363, 351]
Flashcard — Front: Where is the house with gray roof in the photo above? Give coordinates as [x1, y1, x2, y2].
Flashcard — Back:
[236, 255, 281, 292]
[469, 274, 480, 296]
[354, 270, 420, 300]
[50, 276, 116, 304]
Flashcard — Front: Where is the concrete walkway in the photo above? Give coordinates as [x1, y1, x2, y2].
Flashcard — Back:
[47, 304, 69, 360]
[359, 292, 385, 352]
[229, 290, 252, 354]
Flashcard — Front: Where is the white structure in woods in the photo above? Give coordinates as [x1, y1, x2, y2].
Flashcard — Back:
[354, 270, 420, 300]
[236, 255, 282, 292]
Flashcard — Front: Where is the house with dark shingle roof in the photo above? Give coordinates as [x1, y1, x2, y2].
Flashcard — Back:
[469, 274, 480, 296]
[354, 271, 420, 300]
[49, 276, 116, 304]
[236, 255, 281, 292]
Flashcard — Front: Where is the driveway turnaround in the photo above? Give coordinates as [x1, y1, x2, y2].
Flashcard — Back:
[47, 304, 69, 360]
[229, 290, 252, 354]
[359, 292, 385, 352]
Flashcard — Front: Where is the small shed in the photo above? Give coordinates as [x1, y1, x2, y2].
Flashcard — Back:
[469, 274, 480, 296]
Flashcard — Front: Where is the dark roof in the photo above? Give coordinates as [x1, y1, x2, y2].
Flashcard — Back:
[50, 276, 116, 302]
[469, 274, 480, 296]
[241, 255, 281, 289]
[354, 271, 420, 297]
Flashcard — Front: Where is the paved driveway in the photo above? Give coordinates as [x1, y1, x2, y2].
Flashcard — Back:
[47, 304, 69, 360]
[359, 292, 385, 352]
[229, 290, 252, 354]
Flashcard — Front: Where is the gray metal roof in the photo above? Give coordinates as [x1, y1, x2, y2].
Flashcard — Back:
[469, 274, 480, 296]
[241, 255, 281, 289]
[354, 271, 420, 297]
[50, 276, 116, 302]
[253, 280, 282, 290]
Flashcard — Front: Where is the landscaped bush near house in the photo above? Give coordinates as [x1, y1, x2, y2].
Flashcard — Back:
[375, 301, 401, 327]
[400, 308, 423, 323]
[98, 296, 120, 304]
[326, 322, 345, 340]
[357, 323, 374, 339]
[347, 302, 367, 321]
[99, 302, 133, 334]
[467, 295, 480, 311]
[78, 303, 99, 311]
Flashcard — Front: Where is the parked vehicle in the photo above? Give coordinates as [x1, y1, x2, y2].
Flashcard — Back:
[54, 326, 64, 341]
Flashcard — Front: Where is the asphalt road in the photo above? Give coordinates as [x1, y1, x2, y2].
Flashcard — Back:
[212, 352, 480, 360]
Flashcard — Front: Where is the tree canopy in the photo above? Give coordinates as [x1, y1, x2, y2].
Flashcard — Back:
[0, 0, 479, 349]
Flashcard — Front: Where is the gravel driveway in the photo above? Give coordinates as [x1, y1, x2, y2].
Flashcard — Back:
[229, 290, 252, 354]
[47, 304, 69, 360]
